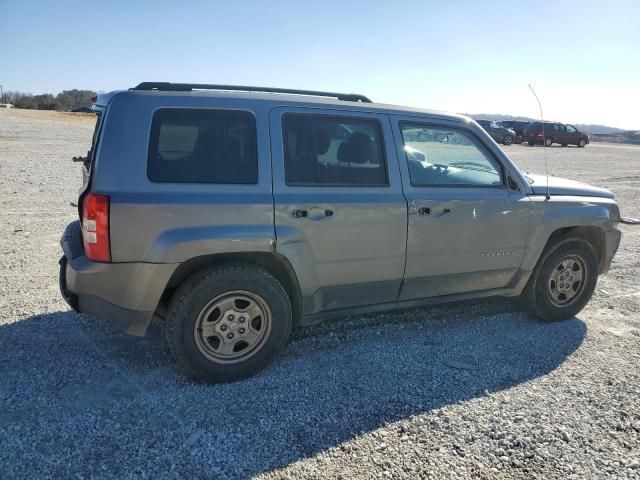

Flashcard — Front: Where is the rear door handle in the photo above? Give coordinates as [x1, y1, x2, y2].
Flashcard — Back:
[417, 206, 450, 216]
[291, 208, 333, 219]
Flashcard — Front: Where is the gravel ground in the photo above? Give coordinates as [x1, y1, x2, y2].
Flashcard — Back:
[0, 109, 639, 479]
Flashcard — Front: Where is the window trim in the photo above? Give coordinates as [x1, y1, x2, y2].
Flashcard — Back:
[146, 107, 259, 185]
[282, 112, 390, 188]
[399, 121, 506, 189]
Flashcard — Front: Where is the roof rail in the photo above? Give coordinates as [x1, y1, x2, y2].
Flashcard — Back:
[132, 82, 372, 103]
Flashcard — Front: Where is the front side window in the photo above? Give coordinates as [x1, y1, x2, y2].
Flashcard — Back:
[400, 124, 503, 187]
[148, 108, 258, 183]
[489, 121, 501, 129]
[283, 114, 387, 186]
[566, 125, 577, 133]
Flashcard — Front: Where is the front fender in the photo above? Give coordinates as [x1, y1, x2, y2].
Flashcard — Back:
[521, 196, 618, 272]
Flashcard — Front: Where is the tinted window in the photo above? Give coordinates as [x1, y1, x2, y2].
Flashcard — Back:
[283, 114, 387, 186]
[148, 108, 257, 183]
[566, 125, 577, 133]
[400, 124, 503, 187]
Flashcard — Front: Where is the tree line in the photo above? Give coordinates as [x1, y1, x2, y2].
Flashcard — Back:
[2, 89, 96, 111]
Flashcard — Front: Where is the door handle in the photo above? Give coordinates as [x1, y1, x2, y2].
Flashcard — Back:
[291, 208, 334, 219]
[417, 206, 450, 216]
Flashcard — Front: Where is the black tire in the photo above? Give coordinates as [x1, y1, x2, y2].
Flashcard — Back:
[503, 135, 513, 145]
[544, 137, 553, 147]
[561, 143, 567, 147]
[524, 237, 598, 322]
[528, 141, 536, 147]
[578, 138, 587, 148]
[166, 265, 292, 382]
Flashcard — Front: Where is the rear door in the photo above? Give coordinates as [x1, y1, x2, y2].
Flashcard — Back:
[391, 117, 531, 300]
[270, 107, 407, 316]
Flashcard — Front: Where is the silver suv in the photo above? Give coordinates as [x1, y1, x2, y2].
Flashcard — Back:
[59, 82, 622, 382]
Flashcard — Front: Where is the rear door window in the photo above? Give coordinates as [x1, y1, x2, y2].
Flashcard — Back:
[282, 114, 388, 186]
[148, 108, 258, 183]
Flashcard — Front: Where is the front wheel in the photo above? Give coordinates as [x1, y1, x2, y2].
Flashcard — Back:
[166, 265, 292, 382]
[578, 138, 587, 148]
[544, 137, 553, 147]
[503, 135, 513, 145]
[524, 238, 598, 322]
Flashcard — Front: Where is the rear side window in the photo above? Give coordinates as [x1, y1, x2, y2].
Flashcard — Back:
[148, 108, 257, 184]
[283, 114, 388, 186]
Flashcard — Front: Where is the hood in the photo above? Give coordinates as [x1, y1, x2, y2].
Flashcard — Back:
[526, 174, 614, 198]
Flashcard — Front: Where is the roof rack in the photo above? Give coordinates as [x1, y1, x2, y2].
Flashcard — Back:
[132, 82, 372, 103]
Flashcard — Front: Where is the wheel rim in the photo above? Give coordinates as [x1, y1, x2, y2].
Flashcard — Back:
[545, 138, 552, 146]
[504, 136, 512, 145]
[547, 254, 588, 307]
[193, 290, 272, 364]
[579, 139, 585, 147]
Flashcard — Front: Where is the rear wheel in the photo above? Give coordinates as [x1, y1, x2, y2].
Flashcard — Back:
[524, 238, 598, 322]
[166, 265, 292, 382]
[544, 137, 553, 147]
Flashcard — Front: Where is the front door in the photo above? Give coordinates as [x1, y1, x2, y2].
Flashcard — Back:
[270, 107, 407, 315]
[565, 124, 579, 145]
[488, 121, 504, 142]
[391, 117, 532, 300]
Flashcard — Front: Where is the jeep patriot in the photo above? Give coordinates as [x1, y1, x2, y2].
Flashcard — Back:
[59, 82, 622, 381]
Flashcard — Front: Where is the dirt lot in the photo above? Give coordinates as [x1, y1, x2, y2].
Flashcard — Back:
[1, 109, 639, 479]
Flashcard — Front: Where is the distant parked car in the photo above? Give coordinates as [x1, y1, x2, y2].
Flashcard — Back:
[525, 122, 589, 147]
[499, 120, 529, 144]
[69, 107, 93, 113]
[475, 119, 516, 145]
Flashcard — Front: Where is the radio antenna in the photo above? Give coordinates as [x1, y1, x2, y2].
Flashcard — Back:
[528, 83, 550, 200]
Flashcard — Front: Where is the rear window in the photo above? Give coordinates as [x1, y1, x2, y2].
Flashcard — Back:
[148, 108, 258, 184]
[525, 122, 540, 133]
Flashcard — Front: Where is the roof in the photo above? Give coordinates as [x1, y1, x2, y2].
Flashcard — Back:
[95, 83, 470, 124]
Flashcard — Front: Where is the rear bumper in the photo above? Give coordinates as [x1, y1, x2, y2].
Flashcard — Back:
[59, 221, 178, 336]
[600, 228, 622, 274]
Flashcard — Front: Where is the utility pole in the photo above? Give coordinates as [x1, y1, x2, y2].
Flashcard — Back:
[0, 85, 4, 104]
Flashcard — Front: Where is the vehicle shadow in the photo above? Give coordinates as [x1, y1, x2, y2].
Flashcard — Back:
[0, 303, 586, 479]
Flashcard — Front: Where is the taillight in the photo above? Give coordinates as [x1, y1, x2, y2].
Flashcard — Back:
[82, 193, 110, 262]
